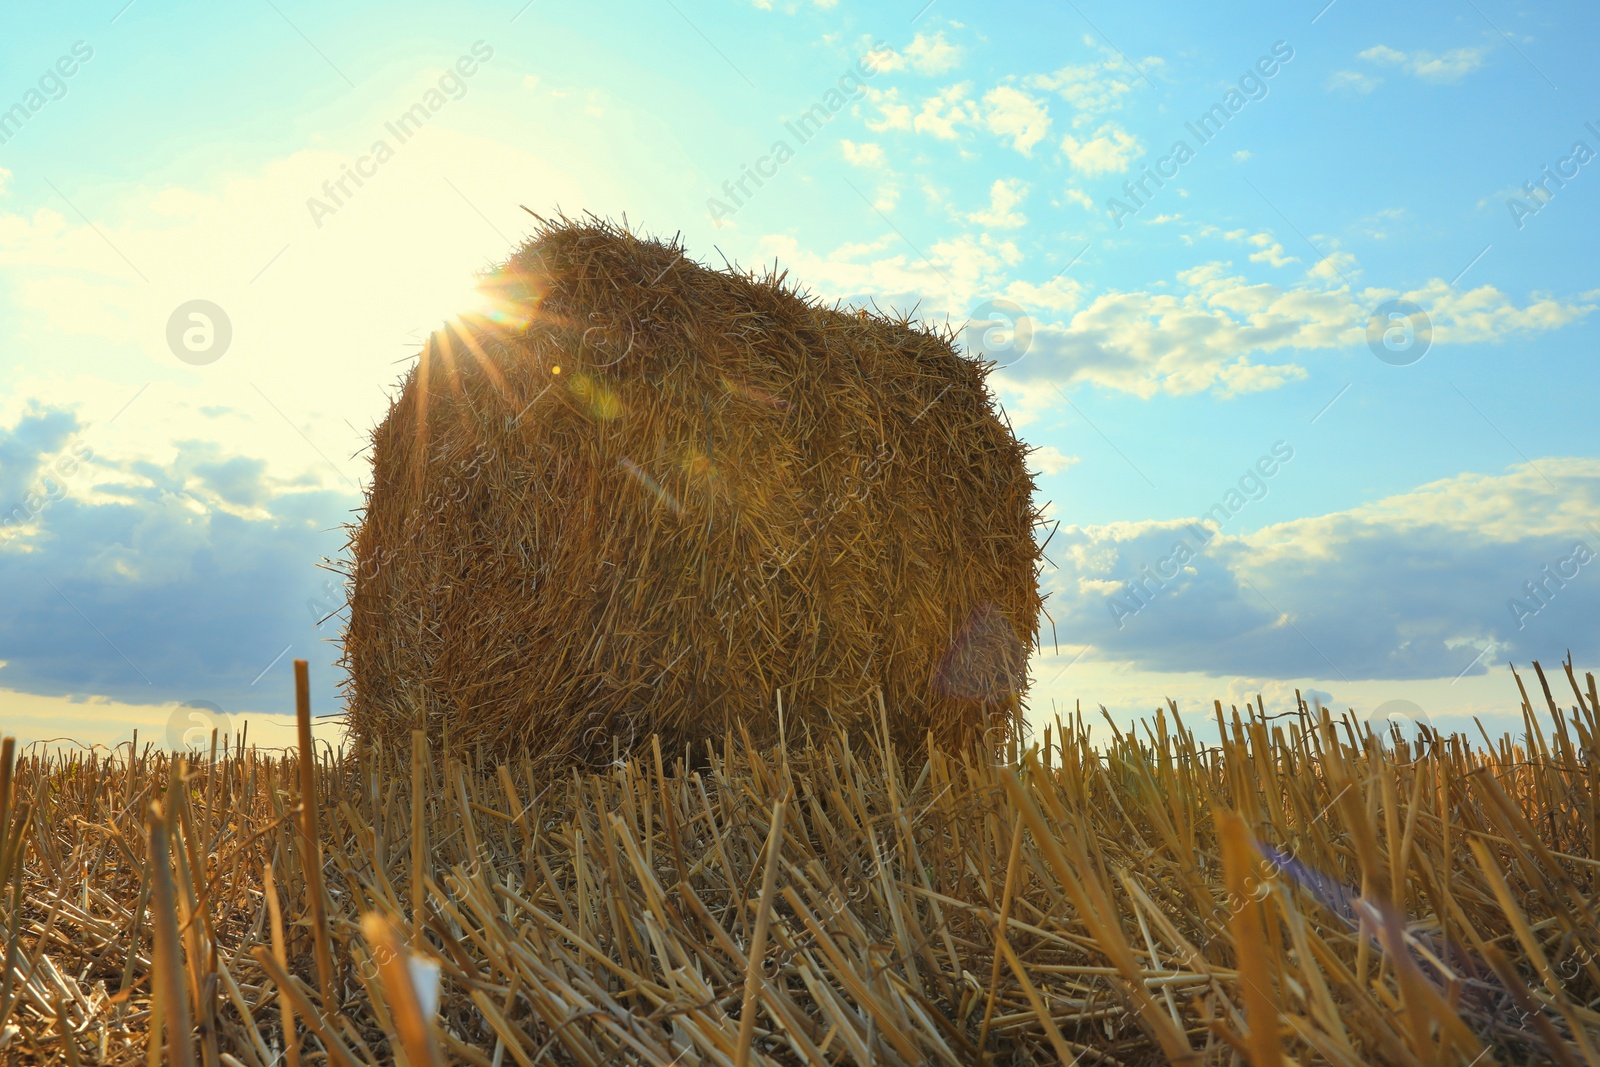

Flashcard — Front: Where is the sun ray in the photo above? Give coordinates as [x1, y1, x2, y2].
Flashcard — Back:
[450, 320, 511, 401]
[434, 328, 465, 402]
[413, 337, 430, 499]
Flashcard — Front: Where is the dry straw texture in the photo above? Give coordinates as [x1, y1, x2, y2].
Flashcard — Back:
[343, 216, 1044, 766]
[2, 661, 1599, 1064]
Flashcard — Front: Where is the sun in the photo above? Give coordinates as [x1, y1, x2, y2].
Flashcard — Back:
[426, 267, 538, 337]
[432, 271, 498, 325]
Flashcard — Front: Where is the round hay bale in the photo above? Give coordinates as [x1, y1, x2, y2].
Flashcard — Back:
[343, 217, 1044, 766]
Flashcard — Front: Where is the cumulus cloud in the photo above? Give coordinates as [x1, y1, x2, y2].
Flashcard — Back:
[0, 405, 80, 512]
[904, 31, 963, 74]
[1358, 207, 1406, 240]
[982, 85, 1052, 156]
[1059, 189, 1094, 214]
[0, 406, 353, 713]
[1327, 70, 1382, 93]
[1028, 445, 1078, 476]
[0, 127, 595, 721]
[0, 125, 588, 502]
[967, 178, 1028, 229]
[869, 82, 1050, 154]
[902, 31, 960, 74]
[748, 228, 1595, 403]
[1004, 274, 1083, 315]
[1028, 44, 1160, 126]
[999, 263, 1596, 400]
[865, 42, 1156, 157]
[862, 87, 913, 132]
[1059, 124, 1142, 176]
[1040, 460, 1600, 681]
[864, 83, 983, 141]
[840, 139, 886, 167]
[1409, 48, 1487, 81]
[1358, 44, 1408, 65]
[1357, 44, 1487, 82]
[1246, 232, 1298, 268]
[753, 230, 1020, 326]
[872, 31, 965, 75]
[913, 83, 981, 139]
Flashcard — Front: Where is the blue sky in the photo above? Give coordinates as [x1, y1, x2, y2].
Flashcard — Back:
[1, 0, 1597, 746]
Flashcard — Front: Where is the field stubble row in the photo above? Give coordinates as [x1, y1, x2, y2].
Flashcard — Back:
[0, 660, 1596, 1065]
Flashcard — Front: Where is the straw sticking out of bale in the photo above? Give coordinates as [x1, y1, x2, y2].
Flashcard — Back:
[343, 215, 1045, 766]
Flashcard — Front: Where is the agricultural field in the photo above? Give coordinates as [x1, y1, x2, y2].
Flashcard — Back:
[1, 659, 1595, 1065]
[5, 3, 1600, 1065]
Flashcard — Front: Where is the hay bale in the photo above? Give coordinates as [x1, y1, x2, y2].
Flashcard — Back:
[343, 217, 1044, 766]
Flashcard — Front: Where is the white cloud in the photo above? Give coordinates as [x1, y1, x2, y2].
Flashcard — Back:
[870, 31, 964, 75]
[982, 85, 1052, 156]
[1063, 188, 1095, 211]
[752, 229, 1026, 327]
[912, 83, 981, 140]
[1059, 124, 1142, 176]
[1327, 70, 1383, 93]
[862, 87, 913, 132]
[967, 178, 1028, 229]
[999, 262, 1596, 400]
[1358, 44, 1408, 65]
[1029, 52, 1156, 127]
[1037, 460, 1600, 682]
[904, 31, 964, 74]
[748, 233, 1593, 405]
[1358, 207, 1406, 240]
[870, 81, 1052, 155]
[840, 139, 886, 167]
[1357, 44, 1486, 82]
[0, 405, 352, 714]
[1306, 249, 1359, 284]
[1005, 275, 1083, 314]
[0, 127, 589, 498]
[869, 45, 1175, 159]
[1410, 48, 1487, 80]
[1233, 150, 1252, 162]
[0, 168, 11, 196]
[1028, 445, 1078, 476]
[1247, 232, 1298, 268]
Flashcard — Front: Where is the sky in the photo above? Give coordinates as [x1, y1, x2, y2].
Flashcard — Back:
[1, 0, 1597, 750]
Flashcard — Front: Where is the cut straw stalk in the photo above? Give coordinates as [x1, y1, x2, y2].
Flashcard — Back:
[362, 912, 444, 1067]
[412, 729, 427, 944]
[0, 736, 26, 1039]
[262, 860, 299, 1067]
[1220, 812, 1283, 1067]
[734, 795, 786, 1067]
[295, 659, 336, 1010]
[976, 815, 1024, 1060]
[147, 803, 195, 1067]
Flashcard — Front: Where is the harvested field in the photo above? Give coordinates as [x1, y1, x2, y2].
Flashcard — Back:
[1, 660, 1598, 1065]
